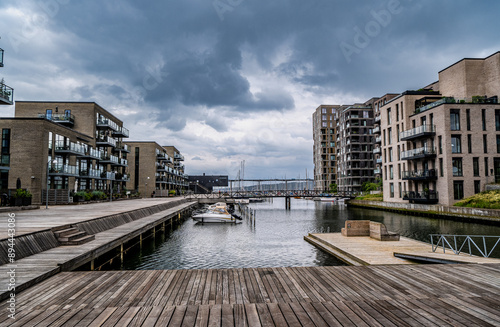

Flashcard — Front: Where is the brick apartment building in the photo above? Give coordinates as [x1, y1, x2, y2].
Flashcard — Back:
[125, 142, 188, 197]
[313, 51, 500, 205]
[0, 101, 130, 204]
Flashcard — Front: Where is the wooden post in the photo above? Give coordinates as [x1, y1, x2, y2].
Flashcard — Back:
[285, 196, 291, 210]
[90, 259, 95, 271]
[120, 243, 124, 264]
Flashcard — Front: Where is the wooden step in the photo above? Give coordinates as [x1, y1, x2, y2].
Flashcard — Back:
[58, 231, 87, 242]
[53, 227, 80, 238]
[60, 234, 95, 246]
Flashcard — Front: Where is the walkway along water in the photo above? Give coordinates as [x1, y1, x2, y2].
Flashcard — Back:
[0, 198, 196, 301]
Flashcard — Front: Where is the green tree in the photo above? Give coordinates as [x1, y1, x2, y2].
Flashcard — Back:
[362, 181, 378, 192]
[329, 183, 337, 193]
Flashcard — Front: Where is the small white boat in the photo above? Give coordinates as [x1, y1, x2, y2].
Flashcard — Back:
[192, 203, 240, 223]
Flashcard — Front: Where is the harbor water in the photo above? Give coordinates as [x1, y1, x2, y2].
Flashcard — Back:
[122, 198, 500, 270]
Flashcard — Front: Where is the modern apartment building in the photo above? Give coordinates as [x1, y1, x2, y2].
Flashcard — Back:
[312, 105, 339, 191]
[336, 100, 377, 194]
[0, 41, 14, 105]
[0, 101, 130, 204]
[381, 51, 500, 206]
[125, 142, 188, 196]
[373, 94, 399, 182]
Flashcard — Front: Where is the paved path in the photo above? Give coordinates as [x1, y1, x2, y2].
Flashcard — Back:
[1, 263, 499, 326]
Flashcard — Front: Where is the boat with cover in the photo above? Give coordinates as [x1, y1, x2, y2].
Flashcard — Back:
[192, 202, 242, 223]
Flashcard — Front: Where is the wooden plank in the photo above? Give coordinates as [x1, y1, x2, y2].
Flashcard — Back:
[288, 302, 315, 326]
[124, 306, 153, 327]
[276, 303, 301, 326]
[208, 304, 222, 327]
[221, 304, 234, 327]
[154, 305, 176, 326]
[87, 307, 117, 327]
[265, 303, 288, 327]
[141, 306, 169, 327]
[244, 303, 262, 327]
[255, 303, 274, 327]
[181, 305, 199, 327]
[310, 302, 343, 327]
[233, 304, 247, 327]
[194, 304, 211, 327]
[109, 307, 141, 327]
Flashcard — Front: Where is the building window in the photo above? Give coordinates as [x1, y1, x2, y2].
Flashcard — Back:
[496, 109, 500, 131]
[387, 108, 391, 125]
[398, 182, 402, 198]
[485, 158, 489, 176]
[389, 148, 393, 162]
[483, 135, 488, 153]
[396, 104, 399, 121]
[474, 180, 481, 194]
[468, 134, 472, 154]
[388, 127, 392, 145]
[451, 135, 461, 153]
[453, 181, 464, 200]
[452, 158, 463, 177]
[482, 109, 487, 131]
[466, 109, 471, 131]
[473, 157, 480, 177]
[450, 109, 460, 131]
[134, 147, 140, 191]
[46, 109, 53, 120]
[322, 107, 327, 114]
[438, 136, 442, 154]
[439, 158, 444, 177]
[390, 183, 394, 198]
[389, 165, 393, 180]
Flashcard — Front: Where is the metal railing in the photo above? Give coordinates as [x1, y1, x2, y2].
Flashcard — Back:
[400, 124, 435, 140]
[430, 234, 500, 258]
[0, 82, 14, 104]
[401, 146, 436, 160]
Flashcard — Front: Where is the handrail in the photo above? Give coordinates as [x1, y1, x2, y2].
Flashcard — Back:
[430, 234, 500, 258]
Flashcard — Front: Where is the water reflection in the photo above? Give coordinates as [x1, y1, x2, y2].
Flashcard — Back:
[122, 198, 500, 270]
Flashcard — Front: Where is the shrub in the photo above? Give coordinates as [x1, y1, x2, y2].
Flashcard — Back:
[454, 190, 500, 209]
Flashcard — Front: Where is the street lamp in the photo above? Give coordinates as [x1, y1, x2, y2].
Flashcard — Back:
[46, 159, 57, 209]
[145, 176, 150, 198]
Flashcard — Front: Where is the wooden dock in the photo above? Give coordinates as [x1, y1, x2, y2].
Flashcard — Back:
[305, 233, 500, 266]
[1, 263, 499, 326]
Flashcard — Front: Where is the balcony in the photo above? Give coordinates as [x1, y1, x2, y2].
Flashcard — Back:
[156, 176, 169, 183]
[100, 171, 115, 180]
[0, 48, 3, 67]
[157, 164, 168, 172]
[49, 165, 79, 177]
[174, 153, 184, 161]
[0, 81, 13, 105]
[401, 146, 436, 160]
[78, 147, 102, 160]
[402, 190, 439, 204]
[80, 169, 100, 178]
[375, 136, 381, 143]
[376, 158, 382, 164]
[402, 169, 438, 181]
[38, 113, 75, 127]
[100, 154, 119, 165]
[374, 116, 380, 123]
[112, 126, 129, 138]
[0, 154, 10, 171]
[114, 142, 130, 153]
[96, 136, 117, 147]
[115, 173, 129, 182]
[373, 126, 380, 134]
[96, 118, 119, 131]
[54, 141, 86, 156]
[374, 168, 381, 174]
[400, 125, 435, 141]
[373, 147, 381, 154]
[112, 158, 128, 167]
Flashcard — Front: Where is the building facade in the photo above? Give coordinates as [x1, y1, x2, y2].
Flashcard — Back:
[0, 40, 14, 105]
[312, 105, 339, 191]
[336, 101, 377, 194]
[0, 101, 130, 204]
[125, 142, 188, 196]
[381, 52, 500, 206]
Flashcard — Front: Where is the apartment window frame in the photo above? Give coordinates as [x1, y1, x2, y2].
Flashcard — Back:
[483, 135, 488, 153]
[473, 157, 480, 177]
[452, 158, 463, 177]
[466, 109, 471, 131]
[450, 109, 460, 131]
[451, 135, 462, 154]
[474, 180, 481, 194]
[482, 109, 487, 131]
[468, 134, 472, 154]
[438, 135, 442, 155]
[453, 181, 464, 200]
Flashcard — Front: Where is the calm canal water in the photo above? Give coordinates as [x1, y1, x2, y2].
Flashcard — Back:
[122, 198, 500, 270]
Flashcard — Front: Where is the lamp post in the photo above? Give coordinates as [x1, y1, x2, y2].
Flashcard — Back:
[46, 159, 57, 209]
[145, 176, 149, 199]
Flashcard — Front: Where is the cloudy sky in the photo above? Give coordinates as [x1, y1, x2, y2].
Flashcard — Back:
[1, 0, 500, 180]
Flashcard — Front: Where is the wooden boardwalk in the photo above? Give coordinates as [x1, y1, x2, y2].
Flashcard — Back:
[2, 263, 499, 326]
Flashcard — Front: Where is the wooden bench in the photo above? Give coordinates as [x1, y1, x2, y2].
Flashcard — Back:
[341, 220, 400, 241]
[341, 220, 370, 237]
[369, 221, 400, 241]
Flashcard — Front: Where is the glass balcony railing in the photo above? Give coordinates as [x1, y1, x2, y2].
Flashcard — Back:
[401, 146, 436, 160]
[50, 164, 79, 176]
[402, 190, 438, 204]
[400, 125, 435, 141]
[101, 154, 119, 164]
[112, 126, 129, 138]
[97, 118, 119, 131]
[402, 169, 438, 180]
[38, 113, 75, 125]
[80, 169, 100, 178]
[54, 141, 86, 155]
[96, 136, 117, 147]
[373, 126, 380, 134]
[0, 81, 14, 105]
[174, 153, 184, 161]
[373, 147, 381, 154]
[0, 48, 4, 67]
[100, 171, 115, 180]
[376, 158, 382, 164]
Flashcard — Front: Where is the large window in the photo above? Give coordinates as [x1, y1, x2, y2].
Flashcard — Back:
[468, 134, 472, 154]
[451, 135, 461, 153]
[482, 109, 487, 131]
[390, 183, 394, 198]
[496, 109, 500, 131]
[450, 109, 460, 131]
[387, 108, 392, 125]
[453, 181, 464, 200]
[474, 180, 481, 194]
[452, 158, 463, 177]
[473, 157, 480, 177]
[497, 135, 500, 153]
[438, 136, 442, 154]
[466, 109, 471, 131]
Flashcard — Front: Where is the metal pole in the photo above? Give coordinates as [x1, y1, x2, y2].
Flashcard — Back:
[46, 160, 50, 209]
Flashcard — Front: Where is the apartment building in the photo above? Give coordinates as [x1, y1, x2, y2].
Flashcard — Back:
[381, 51, 500, 206]
[0, 101, 130, 204]
[125, 142, 188, 196]
[312, 105, 339, 191]
[336, 100, 377, 194]
[0, 42, 14, 105]
[373, 94, 399, 181]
